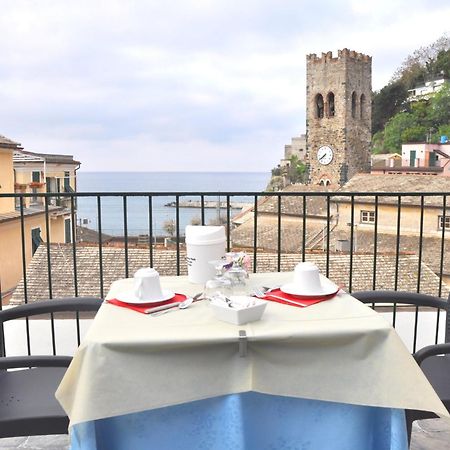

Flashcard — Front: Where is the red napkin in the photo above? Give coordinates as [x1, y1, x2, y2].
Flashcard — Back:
[107, 294, 187, 314]
[261, 288, 339, 308]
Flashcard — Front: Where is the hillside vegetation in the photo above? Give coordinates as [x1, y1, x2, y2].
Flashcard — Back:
[372, 35, 450, 154]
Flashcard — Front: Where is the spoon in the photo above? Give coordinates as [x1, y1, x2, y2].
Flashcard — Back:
[148, 296, 195, 316]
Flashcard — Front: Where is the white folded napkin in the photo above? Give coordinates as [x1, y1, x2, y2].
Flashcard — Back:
[210, 295, 258, 310]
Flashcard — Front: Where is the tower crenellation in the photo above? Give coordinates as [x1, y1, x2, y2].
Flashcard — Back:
[306, 48, 372, 186]
[306, 49, 372, 65]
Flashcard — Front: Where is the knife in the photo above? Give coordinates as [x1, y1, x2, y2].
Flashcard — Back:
[144, 293, 203, 315]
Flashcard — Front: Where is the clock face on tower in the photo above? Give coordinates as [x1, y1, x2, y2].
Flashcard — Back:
[317, 146, 334, 165]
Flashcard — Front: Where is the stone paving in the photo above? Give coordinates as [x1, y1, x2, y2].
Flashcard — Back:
[0, 419, 448, 449]
[411, 419, 450, 450]
[0, 434, 69, 449]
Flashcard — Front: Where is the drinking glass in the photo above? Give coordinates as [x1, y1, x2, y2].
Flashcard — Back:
[204, 260, 232, 300]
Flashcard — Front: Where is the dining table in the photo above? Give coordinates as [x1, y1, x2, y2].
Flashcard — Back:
[56, 272, 449, 450]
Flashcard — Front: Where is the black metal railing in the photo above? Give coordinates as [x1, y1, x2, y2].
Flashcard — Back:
[0, 190, 448, 356]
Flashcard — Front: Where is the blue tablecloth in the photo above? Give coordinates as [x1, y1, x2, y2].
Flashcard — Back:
[70, 392, 408, 450]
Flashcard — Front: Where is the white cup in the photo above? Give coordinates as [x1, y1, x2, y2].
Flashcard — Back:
[133, 268, 164, 300]
[293, 262, 323, 294]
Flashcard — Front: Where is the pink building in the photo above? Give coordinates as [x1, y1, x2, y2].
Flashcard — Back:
[371, 142, 450, 176]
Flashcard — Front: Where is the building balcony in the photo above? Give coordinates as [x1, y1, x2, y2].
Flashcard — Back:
[0, 189, 449, 448]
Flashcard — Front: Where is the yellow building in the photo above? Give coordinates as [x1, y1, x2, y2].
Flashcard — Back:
[0, 135, 80, 303]
[333, 174, 450, 286]
[335, 174, 450, 238]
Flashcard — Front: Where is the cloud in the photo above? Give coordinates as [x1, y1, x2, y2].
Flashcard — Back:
[0, 0, 449, 171]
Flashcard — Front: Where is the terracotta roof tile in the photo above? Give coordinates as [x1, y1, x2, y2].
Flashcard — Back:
[336, 174, 450, 207]
[11, 243, 448, 304]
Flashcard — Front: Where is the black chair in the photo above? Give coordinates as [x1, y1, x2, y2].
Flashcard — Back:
[352, 290, 450, 446]
[0, 297, 102, 438]
[406, 343, 450, 445]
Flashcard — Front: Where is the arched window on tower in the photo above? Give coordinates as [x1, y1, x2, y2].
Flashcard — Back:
[327, 92, 335, 117]
[360, 94, 365, 119]
[351, 91, 357, 119]
[315, 94, 324, 119]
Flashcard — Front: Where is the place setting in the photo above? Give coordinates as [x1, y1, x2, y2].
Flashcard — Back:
[106, 267, 200, 315]
[252, 262, 341, 308]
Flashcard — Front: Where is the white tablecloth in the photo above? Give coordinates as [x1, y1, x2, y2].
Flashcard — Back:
[56, 273, 448, 426]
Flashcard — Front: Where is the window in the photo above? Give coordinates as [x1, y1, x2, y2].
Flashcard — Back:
[64, 171, 71, 192]
[65, 218, 72, 243]
[360, 210, 375, 224]
[31, 228, 42, 255]
[438, 215, 450, 230]
[360, 94, 365, 119]
[32, 171, 41, 183]
[315, 94, 324, 118]
[351, 91, 357, 118]
[327, 92, 335, 117]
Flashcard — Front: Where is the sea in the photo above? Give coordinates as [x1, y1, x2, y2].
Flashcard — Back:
[77, 172, 270, 236]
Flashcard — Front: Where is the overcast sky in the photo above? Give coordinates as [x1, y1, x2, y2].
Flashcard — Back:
[0, 1, 449, 172]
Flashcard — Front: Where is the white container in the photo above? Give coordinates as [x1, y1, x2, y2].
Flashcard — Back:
[185, 225, 226, 284]
[210, 297, 267, 325]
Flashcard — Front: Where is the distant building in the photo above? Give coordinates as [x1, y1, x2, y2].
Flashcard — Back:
[232, 174, 450, 288]
[333, 174, 450, 285]
[335, 174, 450, 238]
[371, 153, 402, 171]
[0, 135, 79, 303]
[280, 134, 307, 167]
[408, 76, 449, 102]
[371, 143, 450, 176]
[13, 148, 80, 208]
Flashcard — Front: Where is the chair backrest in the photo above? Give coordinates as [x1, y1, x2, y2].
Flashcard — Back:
[352, 290, 450, 348]
[0, 297, 103, 359]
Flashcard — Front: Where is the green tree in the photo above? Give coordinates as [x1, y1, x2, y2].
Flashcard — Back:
[429, 83, 450, 126]
[383, 113, 418, 152]
[287, 155, 308, 183]
[428, 49, 450, 78]
[409, 100, 431, 125]
[401, 125, 428, 143]
[437, 124, 450, 140]
[163, 219, 175, 237]
[372, 81, 408, 133]
[392, 34, 450, 87]
[371, 131, 385, 154]
[371, 34, 450, 153]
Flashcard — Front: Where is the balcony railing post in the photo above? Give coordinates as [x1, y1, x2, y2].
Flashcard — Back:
[97, 196, 104, 299]
[302, 196, 306, 262]
[176, 195, 180, 276]
[123, 196, 129, 279]
[19, 196, 31, 355]
[277, 194, 281, 272]
[148, 196, 154, 267]
[253, 195, 258, 273]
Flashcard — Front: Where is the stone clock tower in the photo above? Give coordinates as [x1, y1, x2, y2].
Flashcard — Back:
[306, 49, 372, 185]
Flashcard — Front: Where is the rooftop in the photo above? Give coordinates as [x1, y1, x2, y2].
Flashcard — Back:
[13, 149, 80, 166]
[0, 134, 21, 149]
[11, 244, 448, 304]
[0, 205, 67, 224]
[335, 174, 450, 206]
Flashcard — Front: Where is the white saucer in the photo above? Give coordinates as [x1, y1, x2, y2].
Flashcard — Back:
[114, 289, 175, 304]
[280, 279, 338, 297]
